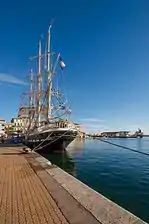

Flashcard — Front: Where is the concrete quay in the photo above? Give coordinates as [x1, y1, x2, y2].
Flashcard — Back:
[0, 143, 147, 224]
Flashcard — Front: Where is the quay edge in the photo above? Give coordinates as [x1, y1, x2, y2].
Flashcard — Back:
[25, 149, 147, 224]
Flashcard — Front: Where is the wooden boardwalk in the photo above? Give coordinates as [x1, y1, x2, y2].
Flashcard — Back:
[0, 143, 147, 224]
[0, 145, 68, 224]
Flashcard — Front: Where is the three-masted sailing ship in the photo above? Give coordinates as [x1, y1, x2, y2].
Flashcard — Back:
[20, 24, 78, 152]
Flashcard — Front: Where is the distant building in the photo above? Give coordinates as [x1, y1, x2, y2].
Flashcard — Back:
[118, 131, 130, 137]
[0, 118, 5, 137]
[18, 106, 46, 118]
[100, 131, 129, 138]
[11, 117, 30, 133]
[18, 106, 34, 118]
[5, 123, 13, 136]
[74, 123, 86, 138]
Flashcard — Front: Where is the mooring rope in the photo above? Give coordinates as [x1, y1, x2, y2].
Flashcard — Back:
[32, 131, 54, 151]
[97, 138, 149, 156]
[34, 130, 72, 151]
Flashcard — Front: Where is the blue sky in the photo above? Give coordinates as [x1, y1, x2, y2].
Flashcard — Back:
[0, 0, 149, 133]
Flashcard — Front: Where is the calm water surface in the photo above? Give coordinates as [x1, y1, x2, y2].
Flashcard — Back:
[41, 138, 149, 223]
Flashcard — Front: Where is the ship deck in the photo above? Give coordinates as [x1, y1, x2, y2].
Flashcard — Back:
[0, 142, 146, 224]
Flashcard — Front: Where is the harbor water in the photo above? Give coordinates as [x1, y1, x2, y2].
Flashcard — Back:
[41, 138, 149, 223]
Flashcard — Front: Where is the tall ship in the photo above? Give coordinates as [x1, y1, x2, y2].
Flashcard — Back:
[20, 23, 78, 152]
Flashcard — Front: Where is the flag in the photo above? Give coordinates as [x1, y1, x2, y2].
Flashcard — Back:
[59, 55, 66, 70]
[50, 18, 55, 28]
[66, 107, 72, 114]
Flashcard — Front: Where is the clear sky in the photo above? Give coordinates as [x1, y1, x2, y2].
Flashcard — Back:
[0, 0, 149, 133]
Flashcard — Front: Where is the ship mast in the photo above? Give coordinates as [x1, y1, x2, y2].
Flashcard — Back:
[46, 25, 52, 122]
[37, 40, 42, 126]
[29, 69, 34, 107]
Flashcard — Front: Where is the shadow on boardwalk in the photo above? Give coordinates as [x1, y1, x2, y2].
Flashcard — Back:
[0, 141, 25, 155]
[0, 141, 23, 148]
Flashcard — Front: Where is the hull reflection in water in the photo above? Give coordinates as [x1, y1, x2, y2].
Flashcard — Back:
[40, 139, 85, 176]
[40, 150, 75, 176]
[67, 138, 85, 156]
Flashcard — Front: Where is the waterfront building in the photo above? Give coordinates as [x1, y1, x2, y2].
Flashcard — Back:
[5, 122, 14, 136]
[11, 117, 30, 133]
[0, 118, 5, 137]
[74, 123, 86, 138]
[100, 131, 130, 138]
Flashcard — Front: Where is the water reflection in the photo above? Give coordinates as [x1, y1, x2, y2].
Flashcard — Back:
[41, 138, 149, 223]
[136, 138, 143, 151]
[67, 138, 85, 156]
[41, 150, 75, 175]
[40, 139, 85, 176]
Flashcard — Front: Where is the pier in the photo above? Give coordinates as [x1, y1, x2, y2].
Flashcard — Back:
[0, 143, 147, 224]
